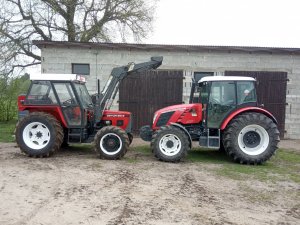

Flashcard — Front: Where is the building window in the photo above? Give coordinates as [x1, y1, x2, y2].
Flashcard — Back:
[72, 63, 90, 75]
[194, 72, 214, 82]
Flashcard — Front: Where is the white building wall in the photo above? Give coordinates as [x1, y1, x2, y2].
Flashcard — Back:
[40, 46, 300, 139]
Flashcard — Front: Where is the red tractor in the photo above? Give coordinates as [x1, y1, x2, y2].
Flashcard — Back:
[140, 76, 280, 164]
[15, 57, 163, 159]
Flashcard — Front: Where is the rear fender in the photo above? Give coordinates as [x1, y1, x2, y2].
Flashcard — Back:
[220, 107, 278, 130]
[18, 106, 68, 128]
[170, 123, 192, 149]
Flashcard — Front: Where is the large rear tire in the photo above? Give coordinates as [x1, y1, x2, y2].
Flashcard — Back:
[15, 112, 63, 157]
[223, 112, 280, 164]
[151, 125, 189, 162]
[94, 126, 129, 160]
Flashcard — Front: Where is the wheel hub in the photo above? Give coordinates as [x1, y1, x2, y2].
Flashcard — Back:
[36, 131, 43, 138]
[166, 140, 174, 148]
[22, 122, 51, 150]
[237, 124, 270, 156]
[243, 131, 261, 148]
[100, 133, 123, 155]
[107, 139, 116, 148]
[159, 134, 182, 156]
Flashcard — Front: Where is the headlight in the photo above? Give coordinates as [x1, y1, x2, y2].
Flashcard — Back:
[153, 113, 158, 124]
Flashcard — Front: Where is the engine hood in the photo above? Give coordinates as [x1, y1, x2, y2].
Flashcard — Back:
[152, 103, 203, 129]
[155, 104, 195, 115]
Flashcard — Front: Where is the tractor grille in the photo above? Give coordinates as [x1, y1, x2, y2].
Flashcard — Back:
[156, 111, 175, 127]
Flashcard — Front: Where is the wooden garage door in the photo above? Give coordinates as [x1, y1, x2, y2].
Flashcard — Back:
[119, 70, 183, 133]
[225, 71, 287, 138]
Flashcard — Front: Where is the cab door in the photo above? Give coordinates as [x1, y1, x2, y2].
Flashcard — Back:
[207, 81, 236, 128]
[53, 82, 82, 126]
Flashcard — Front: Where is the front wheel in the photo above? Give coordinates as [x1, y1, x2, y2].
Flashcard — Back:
[94, 126, 129, 160]
[223, 112, 280, 164]
[151, 125, 189, 162]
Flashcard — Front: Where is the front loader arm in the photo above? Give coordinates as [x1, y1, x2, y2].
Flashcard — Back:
[94, 56, 163, 125]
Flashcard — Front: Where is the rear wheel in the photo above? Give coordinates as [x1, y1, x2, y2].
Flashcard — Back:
[223, 112, 280, 164]
[15, 112, 63, 157]
[151, 125, 189, 162]
[94, 126, 129, 160]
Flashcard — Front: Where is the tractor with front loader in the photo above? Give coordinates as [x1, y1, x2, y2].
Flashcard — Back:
[140, 76, 280, 164]
[15, 57, 163, 159]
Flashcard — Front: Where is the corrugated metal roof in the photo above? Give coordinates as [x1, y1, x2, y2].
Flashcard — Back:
[33, 40, 300, 55]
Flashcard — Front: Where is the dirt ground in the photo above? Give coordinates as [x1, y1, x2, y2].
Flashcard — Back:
[0, 139, 299, 225]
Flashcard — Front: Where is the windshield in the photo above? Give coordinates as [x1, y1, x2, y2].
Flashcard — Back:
[74, 83, 93, 108]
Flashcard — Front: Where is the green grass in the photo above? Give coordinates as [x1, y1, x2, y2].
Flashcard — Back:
[215, 149, 300, 183]
[0, 120, 17, 142]
[186, 148, 231, 164]
[130, 145, 152, 155]
[129, 145, 300, 184]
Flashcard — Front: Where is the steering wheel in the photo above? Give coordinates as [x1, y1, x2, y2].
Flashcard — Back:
[62, 98, 75, 106]
[210, 98, 220, 104]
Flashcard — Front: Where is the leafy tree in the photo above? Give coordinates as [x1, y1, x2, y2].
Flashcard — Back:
[0, 0, 156, 74]
[0, 74, 30, 121]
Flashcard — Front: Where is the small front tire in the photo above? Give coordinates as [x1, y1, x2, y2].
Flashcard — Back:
[151, 125, 189, 162]
[94, 126, 129, 160]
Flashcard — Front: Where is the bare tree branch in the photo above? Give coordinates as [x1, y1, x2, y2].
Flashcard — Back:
[0, 0, 156, 76]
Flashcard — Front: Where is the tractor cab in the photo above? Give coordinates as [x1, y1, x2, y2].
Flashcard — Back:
[23, 74, 94, 127]
[191, 76, 257, 129]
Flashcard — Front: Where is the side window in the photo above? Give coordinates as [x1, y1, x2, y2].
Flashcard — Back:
[27, 81, 57, 104]
[72, 63, 90, 75]
[209, 81, 235, 105]
[237, 81, 256, 104]
[53, 83, 81, 126]
[210, 83, 222, 103]
[53, 83, 78, 106]
[207, 81, 236, 128]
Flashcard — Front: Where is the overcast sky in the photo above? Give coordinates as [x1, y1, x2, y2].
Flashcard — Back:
[145, 0, 300, 47]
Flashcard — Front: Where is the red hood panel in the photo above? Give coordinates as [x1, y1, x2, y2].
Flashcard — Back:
[103, 110, 131, 117]
[155, 104, 195, 114]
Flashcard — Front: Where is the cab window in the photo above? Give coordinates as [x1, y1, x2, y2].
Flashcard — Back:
[207, 81, 236, 128]
[74, 83, 93, 108]
[209, 81, 236, 105]
[53, 83, 78, 106]
[237, 81, 256, 104]
[26, 81, 57, 104]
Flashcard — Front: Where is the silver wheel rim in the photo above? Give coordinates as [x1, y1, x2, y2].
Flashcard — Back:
[238, 125, 269, 156]
[100, 133, 122, 155]
[22, 122, 51, 150]
[159, 134, 182, 156]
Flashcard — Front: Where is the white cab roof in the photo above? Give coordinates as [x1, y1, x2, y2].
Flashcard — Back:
[198, 76, 255, 83]
[30, 73, 86, 82]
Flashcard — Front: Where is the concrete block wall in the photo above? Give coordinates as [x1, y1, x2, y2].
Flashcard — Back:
[40, 46, 300, 139]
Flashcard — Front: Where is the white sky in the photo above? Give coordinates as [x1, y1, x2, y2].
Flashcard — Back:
[145, 0, 300, 47]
